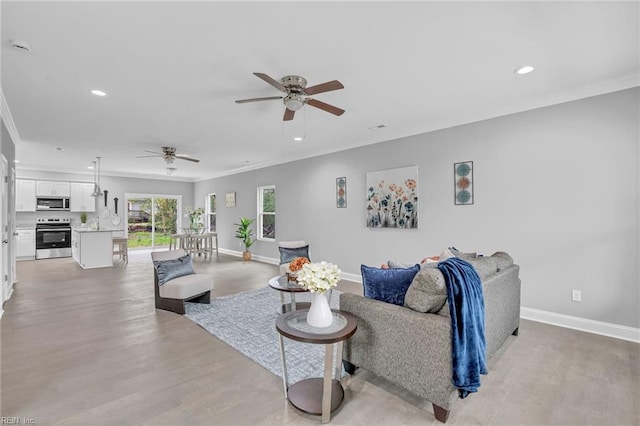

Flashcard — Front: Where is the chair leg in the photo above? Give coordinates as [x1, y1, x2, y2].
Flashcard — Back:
[433, 404, 450, 423]
[343, 360, 357, 375]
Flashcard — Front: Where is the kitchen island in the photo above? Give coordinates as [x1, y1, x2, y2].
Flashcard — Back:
[72, 227, 123, 269]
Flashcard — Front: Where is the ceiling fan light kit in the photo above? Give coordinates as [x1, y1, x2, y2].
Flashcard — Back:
[235, 72, 345, 121]
[136, 146, 201, 164]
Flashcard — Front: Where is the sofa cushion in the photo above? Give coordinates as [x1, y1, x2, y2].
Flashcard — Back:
[465, 257, 498, 280]
[361, 264, 420, 306]
[158, 273, 213, 299]
[404, 267, 448, 313]
[153, 254, 195, 285]
[491, 251, 514, 271]
[388, 260, 438, 269]
[279, 245, 310, 264]
[449, 247, 478, 260]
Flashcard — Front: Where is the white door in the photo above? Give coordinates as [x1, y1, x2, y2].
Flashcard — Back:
[11, 167, 17, 284]
[1, 156, 10, 304]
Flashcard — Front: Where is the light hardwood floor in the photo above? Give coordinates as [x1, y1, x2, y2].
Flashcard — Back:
[2, 251, 639, 425]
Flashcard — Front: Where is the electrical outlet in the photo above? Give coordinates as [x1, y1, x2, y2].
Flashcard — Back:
[572, 290, 582, 302]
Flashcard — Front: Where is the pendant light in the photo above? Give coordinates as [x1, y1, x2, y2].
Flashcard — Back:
[90, 157, 103, 197]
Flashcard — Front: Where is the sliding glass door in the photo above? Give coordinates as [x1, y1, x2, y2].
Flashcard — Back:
[126, 194, 181, 249]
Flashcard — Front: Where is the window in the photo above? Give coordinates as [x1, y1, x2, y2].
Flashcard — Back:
[257, 185, 275, 240]
[206, 193, 216, 232]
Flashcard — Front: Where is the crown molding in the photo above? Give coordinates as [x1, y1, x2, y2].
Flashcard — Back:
[0, 88, 21, 144]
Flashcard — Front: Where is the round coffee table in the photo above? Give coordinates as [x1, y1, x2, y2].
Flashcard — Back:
[276, 309, 357, 423]
[268, 275, 310, 313]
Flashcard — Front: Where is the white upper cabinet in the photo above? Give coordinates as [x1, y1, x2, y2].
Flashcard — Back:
[16, 179, 36, 212]
[70, 183, 96, 212]
[36, 180, 71, 197]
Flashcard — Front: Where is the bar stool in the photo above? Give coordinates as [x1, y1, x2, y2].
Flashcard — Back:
[113, 237, 128, 264]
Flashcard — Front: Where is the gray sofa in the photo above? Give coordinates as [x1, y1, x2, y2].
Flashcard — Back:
[340, 252, 521, 423]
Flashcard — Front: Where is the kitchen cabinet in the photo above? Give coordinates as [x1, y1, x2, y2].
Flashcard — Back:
[16, 229, 36, 259]
[16, 179, 36, 212]
[72, 229, 113, 269]
[36, 180, 70, 197]
[70, 183, 96, 212]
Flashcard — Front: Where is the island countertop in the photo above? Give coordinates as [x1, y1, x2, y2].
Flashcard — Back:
[72, 227, 124, 233]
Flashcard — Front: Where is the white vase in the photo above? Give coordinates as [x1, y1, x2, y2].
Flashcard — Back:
[307, 291, 333, 327]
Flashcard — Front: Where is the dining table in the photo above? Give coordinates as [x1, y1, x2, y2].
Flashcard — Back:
[170, 229, 218, 260]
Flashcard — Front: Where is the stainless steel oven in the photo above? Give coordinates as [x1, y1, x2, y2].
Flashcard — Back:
[36, 218, 72, 259]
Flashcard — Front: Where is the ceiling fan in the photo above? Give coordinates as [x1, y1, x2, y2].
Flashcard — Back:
[235, 73, 345, 121]
[136, 146, 200, 164]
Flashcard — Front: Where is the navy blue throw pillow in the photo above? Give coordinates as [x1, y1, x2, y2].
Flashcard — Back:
[361, 264, 421, 306]
[153, 254, 195, 285]
[279, 245, 310, 264]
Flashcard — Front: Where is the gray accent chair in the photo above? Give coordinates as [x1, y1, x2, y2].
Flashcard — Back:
[151, 249, 214, 315]
[340, 252, 521, 423]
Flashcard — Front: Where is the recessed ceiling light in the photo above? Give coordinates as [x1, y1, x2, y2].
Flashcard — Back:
[293, 137, 303, 142]
[91, 89, 106, 96]
[14, 160, 20, 163]
[515, 65, 535, 75]
[55, 147, 64, 151]
[87, 166, 94, 170]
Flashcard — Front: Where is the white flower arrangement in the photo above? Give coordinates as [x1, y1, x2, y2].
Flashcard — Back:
[296, 261, 341, 293]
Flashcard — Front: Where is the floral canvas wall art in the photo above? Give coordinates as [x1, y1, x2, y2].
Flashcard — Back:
[366, 166, 418, 228]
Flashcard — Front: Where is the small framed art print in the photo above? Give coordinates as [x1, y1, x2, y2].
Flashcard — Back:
[336, 177, 347, 208]
[225, 191, 236, 208]
[454, 161, 474, 205]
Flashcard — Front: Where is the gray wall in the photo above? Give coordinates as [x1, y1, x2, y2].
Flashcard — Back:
[195, 88, 639, 328]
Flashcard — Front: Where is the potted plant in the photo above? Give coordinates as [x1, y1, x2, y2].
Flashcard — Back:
[234, 217, 255, 261]
[80, 212, 88, 226]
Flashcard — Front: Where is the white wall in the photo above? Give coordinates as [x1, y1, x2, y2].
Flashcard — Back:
[196, 88, 639, 329]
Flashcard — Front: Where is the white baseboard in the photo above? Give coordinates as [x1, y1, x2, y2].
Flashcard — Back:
[217, 251, 639, 343]
[521, 307, 640, 343]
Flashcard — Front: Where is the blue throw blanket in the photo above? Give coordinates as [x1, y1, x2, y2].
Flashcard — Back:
[438, 257, 487, 398]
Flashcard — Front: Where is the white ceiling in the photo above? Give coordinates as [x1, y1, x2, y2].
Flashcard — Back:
[2, 1, 638, 182]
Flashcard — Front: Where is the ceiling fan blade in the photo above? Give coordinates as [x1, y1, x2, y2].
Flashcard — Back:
[253, 72, 287, 92]
[306, 98, 345, 116]
[136, 154, 163, 158]
[235, 96, 283, 104]
[283, 108, 295, 121]
[175, 155, 200, 163]
[304, 80, 344, 96]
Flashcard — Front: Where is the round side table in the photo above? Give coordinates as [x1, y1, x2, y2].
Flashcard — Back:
[275, 309, 357, 423]
[268, 275, 310, 313]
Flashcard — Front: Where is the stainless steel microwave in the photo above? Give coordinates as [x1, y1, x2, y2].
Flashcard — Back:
[36, 197, 70, 211]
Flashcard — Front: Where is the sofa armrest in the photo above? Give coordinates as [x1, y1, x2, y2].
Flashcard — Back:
[340, 293, 458, 410]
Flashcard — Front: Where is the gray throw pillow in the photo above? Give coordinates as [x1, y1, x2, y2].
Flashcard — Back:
[153, 254, 195, 285]
[404, 267, 448, 313]
[491, 251, 514, 271]
[388, 260, 438, 269]
[465, 257, 498, 280]
[387, 260, 414, 269]
[279, 246, 310, 264]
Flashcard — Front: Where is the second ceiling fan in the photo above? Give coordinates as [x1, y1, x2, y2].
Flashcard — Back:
[235, 73, 345, 121]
